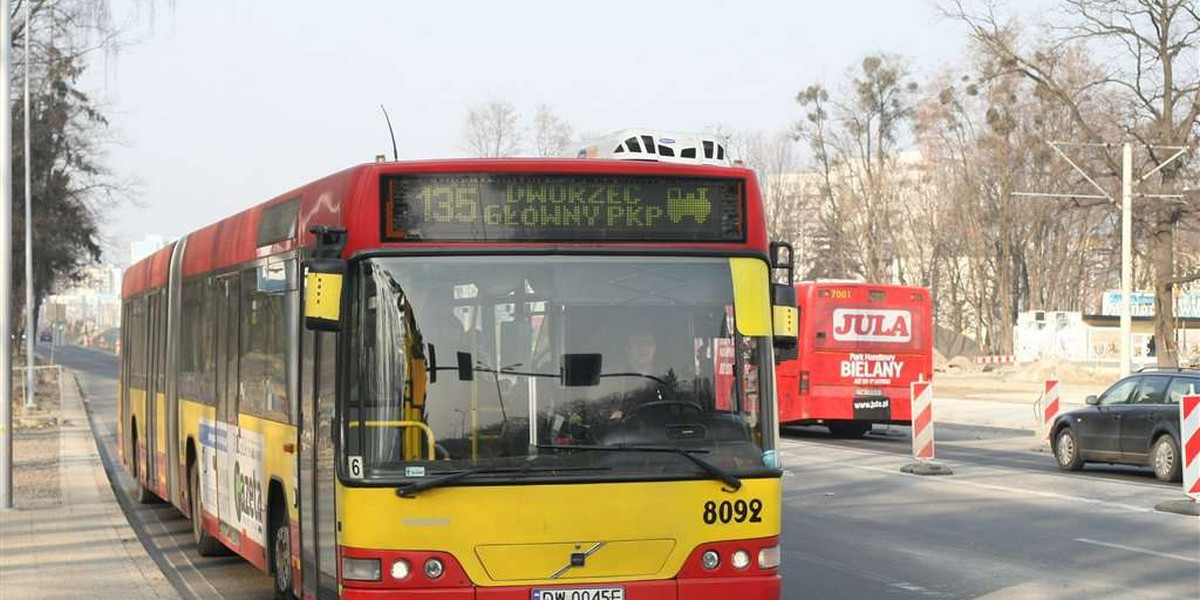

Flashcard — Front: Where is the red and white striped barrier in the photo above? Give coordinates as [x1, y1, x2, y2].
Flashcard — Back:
[911, 379, 935, 461]
[1040, 379, 1061, 440]
[1182, 390, 1199, 501]
[973, 355, 1015, 365]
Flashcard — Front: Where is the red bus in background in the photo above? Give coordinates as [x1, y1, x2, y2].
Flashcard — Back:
[775, 282, 933, 438]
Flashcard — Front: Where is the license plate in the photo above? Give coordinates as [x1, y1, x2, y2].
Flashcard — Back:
[532, 587, 625, 600]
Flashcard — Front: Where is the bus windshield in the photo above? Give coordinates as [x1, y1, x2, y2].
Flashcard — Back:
[345, 255, 776, 483]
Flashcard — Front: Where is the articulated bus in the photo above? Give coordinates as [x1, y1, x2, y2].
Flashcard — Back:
[775, 281, 932, 438]
[119, 142, 796, 599]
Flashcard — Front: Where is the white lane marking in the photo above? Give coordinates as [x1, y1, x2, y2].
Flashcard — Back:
[781, 436, 1164, 492]
[778, 440, 1157, 514]
[1073, 538, 1200, 564]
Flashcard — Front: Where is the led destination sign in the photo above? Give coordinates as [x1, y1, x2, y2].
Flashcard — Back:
[382, 173, 744, 242]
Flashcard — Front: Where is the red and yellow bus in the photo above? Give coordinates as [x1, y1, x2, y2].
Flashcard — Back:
[119, 146, 795, 599]
[775, 281, 932, 438]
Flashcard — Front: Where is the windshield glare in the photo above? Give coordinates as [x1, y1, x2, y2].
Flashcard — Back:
[345, 256, 775, 481]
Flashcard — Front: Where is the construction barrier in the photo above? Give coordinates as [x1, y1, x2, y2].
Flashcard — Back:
[973, 355, 1015, 365]
[1040, 379, 1061, 440]
[911, 378, 934, 461]
[1182, 389, 1199, 501]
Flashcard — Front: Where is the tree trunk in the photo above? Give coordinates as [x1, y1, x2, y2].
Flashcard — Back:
[997, 182, 1014, 354]
[1152, 209, 1178, 367]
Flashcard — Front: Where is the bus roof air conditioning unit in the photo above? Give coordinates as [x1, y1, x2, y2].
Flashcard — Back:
[578, 129, 732, 166]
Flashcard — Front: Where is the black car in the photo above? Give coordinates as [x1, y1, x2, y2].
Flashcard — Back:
[1051, 368, 1198, 482]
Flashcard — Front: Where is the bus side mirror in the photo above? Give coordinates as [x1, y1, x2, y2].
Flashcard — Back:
[769, 241, 794, 285]
[304, 258, 346, 332]
[771, 282, 797, 357]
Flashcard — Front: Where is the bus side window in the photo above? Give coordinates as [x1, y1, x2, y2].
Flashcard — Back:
[240, 263, 292, 424]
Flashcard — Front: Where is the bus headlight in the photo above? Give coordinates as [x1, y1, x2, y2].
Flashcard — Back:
[701, 550, 720, 570]
[731, 550, 751, 570]
[758, 545, 781, 569]
[390, 559, 411, 580]
[342, 557, 381, 581]
[423, 558, 444, 579]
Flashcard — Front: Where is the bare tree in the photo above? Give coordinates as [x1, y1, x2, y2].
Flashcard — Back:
[734, 131, 812, 270]
[944, 0, 1200, 366]
[7, 0, 152, 341]
[794, 85, 855, 279]
[463, 100, 522, 157]
[532, 104, 573, 157]
[792, 55, 920, 283]
[916, 46, 1121, 353]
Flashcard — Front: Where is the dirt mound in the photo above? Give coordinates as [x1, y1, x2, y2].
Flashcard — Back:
[946, 355, 980, 373]
[1006, 358, 1115, 385]
[933, 349, 950, 372]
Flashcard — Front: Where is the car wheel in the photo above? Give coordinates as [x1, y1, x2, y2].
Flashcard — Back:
[1151, 435, 1182, 483]
[1054, 427, 1084, 471]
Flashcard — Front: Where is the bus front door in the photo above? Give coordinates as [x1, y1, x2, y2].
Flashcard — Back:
[298, 308, 339, 597]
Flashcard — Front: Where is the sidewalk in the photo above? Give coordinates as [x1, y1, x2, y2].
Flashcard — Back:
[0, 373, 177, 600]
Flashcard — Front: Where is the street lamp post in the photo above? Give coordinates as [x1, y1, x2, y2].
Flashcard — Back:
[1120, 143, 1133, 375]
[23, 0, 34, 409]
[1, 0, 15, 510]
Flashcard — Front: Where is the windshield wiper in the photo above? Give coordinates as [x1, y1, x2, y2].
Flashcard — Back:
[535, 444, 742, 492]
[395, 465, 611, 498]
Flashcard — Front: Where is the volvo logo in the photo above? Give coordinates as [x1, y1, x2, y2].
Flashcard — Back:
[548, 542, 606, 579]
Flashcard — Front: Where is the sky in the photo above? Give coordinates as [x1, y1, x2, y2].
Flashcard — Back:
[86, 0, 1051, 263]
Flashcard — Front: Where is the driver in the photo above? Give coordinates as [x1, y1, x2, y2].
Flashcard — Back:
[608, 331, 670, 420]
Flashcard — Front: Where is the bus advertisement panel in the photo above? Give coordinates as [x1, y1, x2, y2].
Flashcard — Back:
[776, 282, 933, 438]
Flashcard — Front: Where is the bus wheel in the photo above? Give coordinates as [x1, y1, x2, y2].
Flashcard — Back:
[189, 462, 225, 556]
[828, 422, 871, 439]
[133, 430, 156, 504]
[271, 503, 294, 599]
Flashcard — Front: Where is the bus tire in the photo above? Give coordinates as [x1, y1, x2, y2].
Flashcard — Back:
[828, 422, 871, 439]
[270, 498, 295, 600]
[132, 428, 157, 504]
[189, 462, 225, 556]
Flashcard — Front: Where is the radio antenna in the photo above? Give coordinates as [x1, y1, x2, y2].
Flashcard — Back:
[380, 104, 399, 161]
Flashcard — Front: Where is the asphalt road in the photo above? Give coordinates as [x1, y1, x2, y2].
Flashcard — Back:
[48, 344, 1200, 600]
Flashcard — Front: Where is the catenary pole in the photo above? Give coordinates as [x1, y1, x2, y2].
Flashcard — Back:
[22, 0, 33, 408]
[1121, 141, 1133, 376]
[2, 0, 16, 510]
[1014, 141, 1183, 374]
